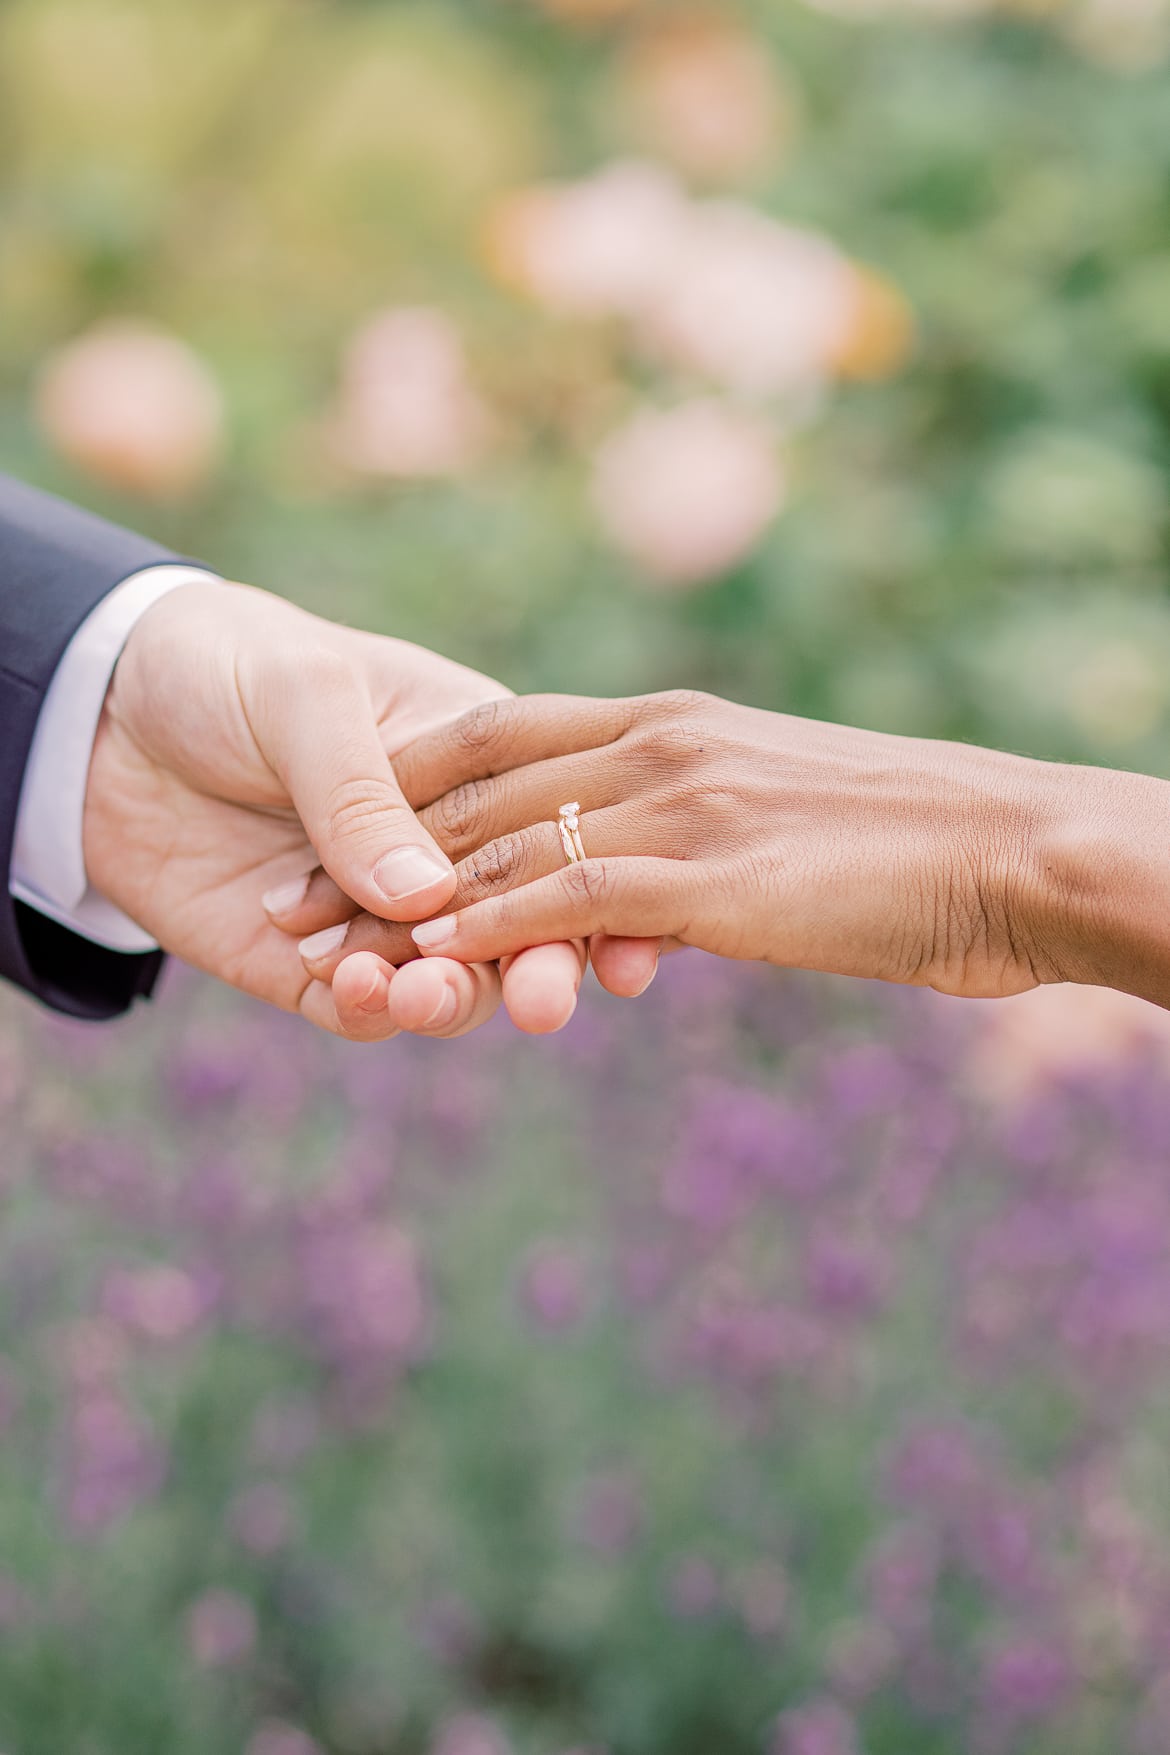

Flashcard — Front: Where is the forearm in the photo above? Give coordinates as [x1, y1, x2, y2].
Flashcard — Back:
[0, 475, 189, 1015]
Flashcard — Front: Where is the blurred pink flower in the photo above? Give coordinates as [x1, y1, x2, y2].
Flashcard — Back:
[65, 1385, 165, 1533]
[620, 19, 793, 182]
[429, 1712, 513, 1755]
[186, 1588, 257, 1668]
[299, 1220, 430, 1367]
[980, 1634, 1075, 1725]
[246, 1724, 322, 1755]
[486, 161, 690, 318]
[967, 982, 1170, 1102]
[488, 167, 874, 406]
[101, 1262, 211, 1341]
[805, 1236, 890, 1318]
[57, 1316, 128, 1387]
[769, 1697, 862, 1755]
[519, 1243, 592, 1332]
[886, 1420, 985, 1515]
[639, 202, 856, 400]
[329, 308, 490, 479]
[592, 400, 784, 586]
[35, 320, 223, 498]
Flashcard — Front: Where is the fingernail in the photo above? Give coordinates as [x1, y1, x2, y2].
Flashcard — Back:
[262, 874, 310, 917]
[299, 922, 349, 963]
[421, 985, 459, 1029]
[631, 958, 660, 998]
[352, 964, 385, 1009]
[373, 846, 453, 903]
[412, 916, 457, 951]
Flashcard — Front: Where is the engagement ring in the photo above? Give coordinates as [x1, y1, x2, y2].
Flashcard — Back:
[558, 802, 586, 866]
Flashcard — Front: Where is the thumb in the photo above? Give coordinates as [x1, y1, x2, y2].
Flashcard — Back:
[260, 651, 457, 921]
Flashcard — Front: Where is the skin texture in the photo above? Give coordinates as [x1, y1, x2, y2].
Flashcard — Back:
[291, 689, 1170, 1014]
[83, 581, 659, 1039]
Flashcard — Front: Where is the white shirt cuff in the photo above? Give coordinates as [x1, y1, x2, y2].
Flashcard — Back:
[10, 564, 219, 955]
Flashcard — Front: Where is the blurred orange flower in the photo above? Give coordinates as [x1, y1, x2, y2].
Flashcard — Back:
[591, 399, 785, 586]
[484, 161, 690, 318]
[618, 16, 794, 182]
[35, 321, 223, 499]
[832, 265, 917, 381]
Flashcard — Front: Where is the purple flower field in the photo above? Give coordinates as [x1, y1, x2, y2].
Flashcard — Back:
[4, 957, 1170, 1754]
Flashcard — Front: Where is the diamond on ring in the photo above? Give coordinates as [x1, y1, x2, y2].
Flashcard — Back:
[558, 802, 586, 865]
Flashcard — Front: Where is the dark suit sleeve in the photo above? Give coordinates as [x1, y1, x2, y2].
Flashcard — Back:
[0, 474, 185, 1020]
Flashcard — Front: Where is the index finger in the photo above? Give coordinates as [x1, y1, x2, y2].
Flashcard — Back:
[393, 694, 638, 809]
[410, 858, 694, 964]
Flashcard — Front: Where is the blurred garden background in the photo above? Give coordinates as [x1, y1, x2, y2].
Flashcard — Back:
[3, 0, 1170, 1750]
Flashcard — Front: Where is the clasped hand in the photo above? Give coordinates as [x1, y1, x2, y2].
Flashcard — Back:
[90, 578, 1156, 1040]
[288, 686, 1077, 1042]
[84, 579, 657, 1041]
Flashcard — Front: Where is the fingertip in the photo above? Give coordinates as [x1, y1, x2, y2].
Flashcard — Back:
[262, 873, 311, 923]
[512, 986, 579, 1035]
[412, 915, 459, 954]
[324, 953, 403, 1041]
[301, 975, 403, 1038]
[590, 935, 662, 999]
[300, 922, 351, 970]
[265, 868, 361, 937]
[502, 941, 585, 1035]
[333, 951, 394, 1015]
[385, 956, 502, 1038]
[370, 846, 457, 921]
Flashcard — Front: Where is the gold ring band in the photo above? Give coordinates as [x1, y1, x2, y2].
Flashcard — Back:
[558, 802, 586, 865]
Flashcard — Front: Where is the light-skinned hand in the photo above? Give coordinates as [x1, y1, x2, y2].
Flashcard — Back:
[83, 582, 656, 1038]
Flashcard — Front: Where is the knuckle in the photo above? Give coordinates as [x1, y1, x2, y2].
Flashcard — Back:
[452, 698, 509, 758]
[648, 687, 713, 719]
[463, 832, 528, 898]
[563, 858, 611, 910]
[628, 693, 718, 773]
[431, 780, 486, 848]
[644, 719, 713, 768]
[323, 774, 404, 842]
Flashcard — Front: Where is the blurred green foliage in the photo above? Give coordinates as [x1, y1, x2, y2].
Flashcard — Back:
[2, 0, 1169, 761]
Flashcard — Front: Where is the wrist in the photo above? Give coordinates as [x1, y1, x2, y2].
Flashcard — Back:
[1026, 762, 1170, 1007]
[104, 577, 231, 732]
